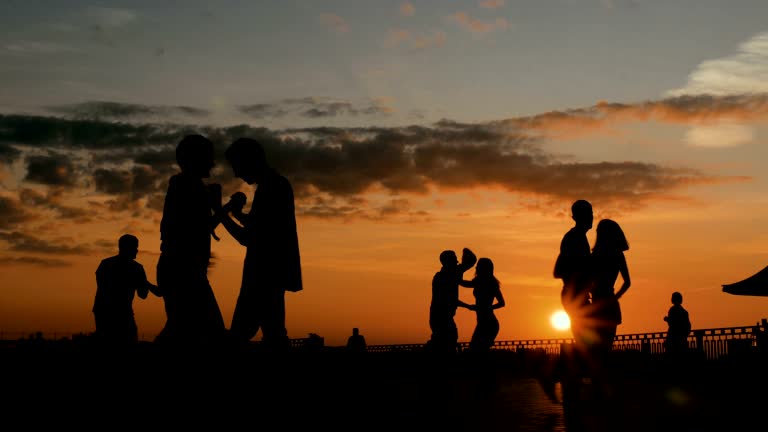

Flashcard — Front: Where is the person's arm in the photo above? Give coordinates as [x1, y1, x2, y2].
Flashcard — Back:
[136, 265, 150, 300]
[457, 300, 475, 311]
[457, 248, 477, 274]
[214, 192, 249, 245]
[615, 253, 631, 300]
[459, 279, 474, 288]
[492, 286, 506, 310]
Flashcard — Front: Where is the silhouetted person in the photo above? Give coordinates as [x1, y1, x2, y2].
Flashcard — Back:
[664, 291, 691, 356]
[155, 134, 227, 348]
[539, 199, 594, 404]
[459, 257, 506, 353]
[346, 327, 367, 353]
[428, 247, 477, 355]
[93, 234, 161, 348]
[217, 137, 303, 352]
[588, 218, 631, 398]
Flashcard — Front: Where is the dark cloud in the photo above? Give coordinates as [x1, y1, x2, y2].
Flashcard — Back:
[0, 196, 31, 229]
[0, 94, 752, 220]
[0, 256, 70, 267]
[0, 142, 22, 164]
[0, 231, 91, 255]
[18, 188, 90, 222]
[24, 154, 77, 186]
[238, 97, 393, 119]
[44, 101, 210, 120]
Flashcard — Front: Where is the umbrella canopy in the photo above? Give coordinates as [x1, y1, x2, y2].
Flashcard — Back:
[723, 265, 768, 296]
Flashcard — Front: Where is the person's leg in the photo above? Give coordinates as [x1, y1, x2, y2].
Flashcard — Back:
[261, 287, 288, 352]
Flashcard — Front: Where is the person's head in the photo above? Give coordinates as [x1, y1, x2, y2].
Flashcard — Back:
[118, 234, 139, 259]
[571, 199, 593, 231]
[225, 137, 269, 185]
[593, 218, 629, 252]
[475, 257, 495, 277]
[671, 291, 683, 305]
[439, 250, 458, 267]
[176, 134, 215, 178]
[352, 327, 359, 336]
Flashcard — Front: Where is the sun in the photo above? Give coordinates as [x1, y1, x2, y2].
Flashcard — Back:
[550, 310, 571, 331]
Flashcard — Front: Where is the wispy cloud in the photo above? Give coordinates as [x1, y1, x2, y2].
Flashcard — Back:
[45, 101, 211, 121]
[400, 3, 415, 17]
[2, 41, 80, 55]
[479, 0, 505, 9]
[449, 12, 509, 34]
[0, 256, 70, 267]
[318, 13, 350, 34]
[239, 97, 395, 119]
[666, 32, 768, 148]
[385, 29, 446, 51]
[86, 7, 137, 29]
[667, 32, 768, 97]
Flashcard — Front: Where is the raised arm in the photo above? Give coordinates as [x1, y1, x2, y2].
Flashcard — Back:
[457, 248, 477, 274]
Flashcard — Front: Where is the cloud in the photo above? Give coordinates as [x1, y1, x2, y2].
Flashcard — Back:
[239, 97, 395, 119]
[479, 0, 505, 9]
[666, 32, 768, 148]
[400, 3, 415, 17]
[0, 195, 31, 229]
[667, 32, 768, 97]
[0, 94, 753, 225]
[86, 7, 137, 29]
[0, 256, 70, 267]
[412, 31, 447, 50]
[318, 13, 349, 34]
[502, 93, 768, 140]
[384, 29, 446, 51]
[0, 143, 22, 164]
[24, 154, 78, 186]
[2, 41, 80, 55]
[684, 121, 754, 148]
[449, 12, 509, 34]
[0, 231, 91, 255]
[46, 101, 210, 121]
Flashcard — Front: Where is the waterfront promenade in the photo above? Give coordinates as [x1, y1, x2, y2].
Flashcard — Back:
[3, 337, 767, 431]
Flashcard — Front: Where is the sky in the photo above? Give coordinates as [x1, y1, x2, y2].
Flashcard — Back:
[2, 0, 768, 347]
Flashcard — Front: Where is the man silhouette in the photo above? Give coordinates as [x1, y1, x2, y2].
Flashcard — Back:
[217, 137, 303, 352]
[155, 134, 227, 348]
[346, 327, 367, 353]
[93, 234, 160, 348]
[428, 247, 477, 354]
[540, 199, 594, 404]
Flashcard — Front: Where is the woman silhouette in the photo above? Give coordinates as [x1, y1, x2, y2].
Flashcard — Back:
[459, 257, 506, 353]
[588, 218, 631, 386]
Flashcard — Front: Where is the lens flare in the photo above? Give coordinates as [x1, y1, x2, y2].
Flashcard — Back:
[550, 310, 571, 331]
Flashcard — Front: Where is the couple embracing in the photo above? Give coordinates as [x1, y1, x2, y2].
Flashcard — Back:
[155, 134, 302, 352]
[548, 199, 632, 402]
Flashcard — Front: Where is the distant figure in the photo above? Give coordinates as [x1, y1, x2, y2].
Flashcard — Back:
[217, 137, 303, 352]
[664, 291, 691, 355]
[346, 327, 367, 353]
[154, 134, 227, 348]
[93, 234, 161, 347]
[459, 257, 506, 353]
[428, 247, 477, 354]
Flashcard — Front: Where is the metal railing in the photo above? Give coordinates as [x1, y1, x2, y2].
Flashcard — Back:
[3, 319, 767, 360]
[366, 319, 768, 360]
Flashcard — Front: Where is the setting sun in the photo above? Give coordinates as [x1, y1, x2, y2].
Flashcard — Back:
[550, 311, 571, 331]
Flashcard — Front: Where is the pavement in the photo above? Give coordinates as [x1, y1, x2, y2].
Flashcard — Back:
[3, 345, 767, 431]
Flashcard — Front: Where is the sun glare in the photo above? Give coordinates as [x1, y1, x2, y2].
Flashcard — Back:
[550, 311, 571, 331]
